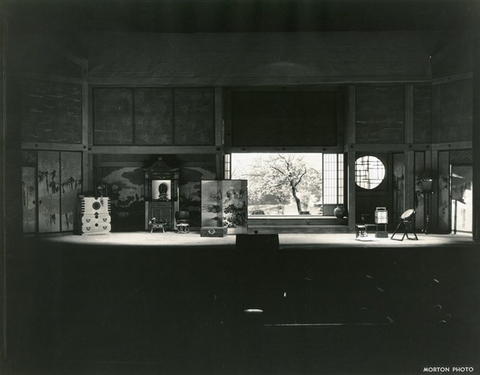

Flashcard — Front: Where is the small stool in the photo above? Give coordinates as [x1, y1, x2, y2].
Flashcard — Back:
[356, 224, 368, 238]
[177, 223, 190, 233]
[149, 220, 166, 233]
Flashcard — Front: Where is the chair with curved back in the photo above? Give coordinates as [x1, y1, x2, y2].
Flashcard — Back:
[391, 209, 418, 241]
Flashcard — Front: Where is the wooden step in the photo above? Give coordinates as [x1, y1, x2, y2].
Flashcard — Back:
[248, 225, 350, 234]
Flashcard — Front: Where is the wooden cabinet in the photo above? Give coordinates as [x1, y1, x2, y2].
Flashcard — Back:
[75, 197, 111, 235]
[145, 201, 175, 231]
[144, 158, 179, 231]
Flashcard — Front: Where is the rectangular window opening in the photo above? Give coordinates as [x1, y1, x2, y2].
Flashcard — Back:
[227, 153, 344, 217]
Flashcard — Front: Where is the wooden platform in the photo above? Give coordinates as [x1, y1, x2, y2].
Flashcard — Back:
[31, 231, 477, 249]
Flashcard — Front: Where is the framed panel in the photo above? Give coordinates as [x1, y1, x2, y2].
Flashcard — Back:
[22, 150, 37, 233]
[201, 180, 223, 227]
[354, 153, 390, 224]
[174, 88, 215, 145]
[356, 86, 405, 144]
[413, 85, 432, 144]
[151, 180, 172, 201]
[134, 88, 173, 145]
[222, 180, 248, 234]
[19, 79, 82, 144]
[230, 90, 337, 147]
[201, 180, 248, 233]
[22, 166, 37, 233]
[433, 79, 473, 143]
[437, 151, 451, 233]
[93, 88, 134, 145]
[37, 150, 60, 233]
[60, 152, 82, 232]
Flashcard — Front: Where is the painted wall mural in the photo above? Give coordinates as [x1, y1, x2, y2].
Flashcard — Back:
[179, 166, 215, 228]
[98, 167, 145, 231]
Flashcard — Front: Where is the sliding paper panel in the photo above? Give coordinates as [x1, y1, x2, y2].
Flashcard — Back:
[22, 166, 37, 233]
[61, 152, 82, 232]
[38, 151, 60, 233]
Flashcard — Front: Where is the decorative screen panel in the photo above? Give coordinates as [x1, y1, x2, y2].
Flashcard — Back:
[61, 152, 82, 232]
[38, 150, 60, 233]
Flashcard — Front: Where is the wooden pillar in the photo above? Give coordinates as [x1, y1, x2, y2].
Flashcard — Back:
[430, 150, 439, 233]
[347, 150, 356, 231]
[0, 5, 6, 369]
[405, 151, 415, 210]
[214, 88, 224, 179]
[81, 63, 91, 191]
[404, 85, 415, 211]
[347, 86, 356, 231]
[3, 8, 24, 366]
[473, 29, 480, 242]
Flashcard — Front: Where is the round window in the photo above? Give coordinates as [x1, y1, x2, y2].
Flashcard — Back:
[355, 156, 386, 189]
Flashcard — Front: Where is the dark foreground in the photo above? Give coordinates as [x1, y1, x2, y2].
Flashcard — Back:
[5, 235, 480, 375]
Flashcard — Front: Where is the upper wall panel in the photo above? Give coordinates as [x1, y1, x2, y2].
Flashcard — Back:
[9, 31, 85, 78]
[431, 32, 473, 78]
[92, 87, 215, 146]
[85, 31, 440, 84]
[413, 85, 432, 144]
[229, 90, 337, 147]
[356, 86, 405, 144]
[174, 89, 215, 146]
[432, 79, 473, 143]
[18, 78, 83, 144]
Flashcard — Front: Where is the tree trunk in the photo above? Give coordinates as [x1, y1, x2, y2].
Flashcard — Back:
[291, 184, 302, 213]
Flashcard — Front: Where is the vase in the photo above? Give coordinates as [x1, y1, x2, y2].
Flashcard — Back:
[334, 205, 347, 219]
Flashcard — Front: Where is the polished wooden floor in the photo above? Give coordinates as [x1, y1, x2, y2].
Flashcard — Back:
[5, 233, 480, 375]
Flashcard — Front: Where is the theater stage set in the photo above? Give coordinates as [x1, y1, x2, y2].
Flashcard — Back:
[2, 1, 480, 374]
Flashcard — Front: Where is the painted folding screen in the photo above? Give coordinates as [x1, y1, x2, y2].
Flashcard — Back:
[201, 180, 248, 234]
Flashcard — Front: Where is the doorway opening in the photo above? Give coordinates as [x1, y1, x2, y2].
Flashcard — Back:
[451, 165, 473, 234]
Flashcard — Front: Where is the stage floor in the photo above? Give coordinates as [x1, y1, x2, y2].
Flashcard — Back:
[33, 231, 477, 249]
[15, 231, 480, 375]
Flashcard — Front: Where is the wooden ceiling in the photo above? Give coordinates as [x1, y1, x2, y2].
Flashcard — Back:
[7, 0, 479, 34]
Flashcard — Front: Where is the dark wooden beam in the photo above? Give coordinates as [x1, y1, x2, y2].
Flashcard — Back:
[90, 145, 223, 155]
[473, 29, 480, 242]
[0, 5, 6, 370]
